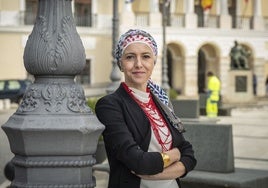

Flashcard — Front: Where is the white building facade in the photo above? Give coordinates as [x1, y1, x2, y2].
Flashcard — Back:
[0, 0, 268, 103]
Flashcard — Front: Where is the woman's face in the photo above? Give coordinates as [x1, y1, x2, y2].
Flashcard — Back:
[120, 42, 156, 91]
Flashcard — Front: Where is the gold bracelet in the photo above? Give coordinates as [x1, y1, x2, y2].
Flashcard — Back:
[161, 152, 170, 168]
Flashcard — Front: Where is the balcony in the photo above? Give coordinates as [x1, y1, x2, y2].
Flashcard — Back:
[19, 11, 99, 28]
[235, 15, 252, 30]
[1, 11, 265, 31]
[134, 12, 255, 30]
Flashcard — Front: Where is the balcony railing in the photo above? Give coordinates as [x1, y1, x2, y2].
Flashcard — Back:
[135, 12, 149, 26]
[202, 14, 219, 28]
[74, 14, 93, 27]
[19, 11, 99, 28]
[134, 12, 221, 28]
[168, 13, 185, 27]
[15, 11, 266, 31]
[135, 12, 185, 27]
[235, 15, 252, 29]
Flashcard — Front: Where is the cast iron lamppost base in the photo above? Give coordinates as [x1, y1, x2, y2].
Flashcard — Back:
[2, 0, 104, 187]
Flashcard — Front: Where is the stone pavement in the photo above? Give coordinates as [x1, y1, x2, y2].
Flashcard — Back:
[217, 100, 268, 171]
[1, 98, 268, 188]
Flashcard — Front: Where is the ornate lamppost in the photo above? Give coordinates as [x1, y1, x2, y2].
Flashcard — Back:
[106, 0, 122, 94]
[2, 0, 104, 187]
[161, 0, 170, 93]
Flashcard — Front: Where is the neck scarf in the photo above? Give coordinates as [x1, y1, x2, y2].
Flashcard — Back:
[122, 82, 185, 133]
[147, 79, 169, 106]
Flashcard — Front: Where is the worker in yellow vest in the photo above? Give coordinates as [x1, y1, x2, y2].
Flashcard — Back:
[206, 71, 221, 117]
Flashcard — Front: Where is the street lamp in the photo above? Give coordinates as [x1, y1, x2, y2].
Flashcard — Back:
[106, 0, 122, 94]
[161, 0, 170, 93]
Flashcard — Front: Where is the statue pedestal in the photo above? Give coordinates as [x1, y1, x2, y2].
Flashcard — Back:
[225, 70, 254, 103]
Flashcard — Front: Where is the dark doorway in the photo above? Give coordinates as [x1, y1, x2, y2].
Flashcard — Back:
[167, 48, 173, 88]
[198, 49, 206, 93]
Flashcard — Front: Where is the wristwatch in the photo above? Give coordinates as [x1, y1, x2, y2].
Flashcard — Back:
[161, 152, 170, 168]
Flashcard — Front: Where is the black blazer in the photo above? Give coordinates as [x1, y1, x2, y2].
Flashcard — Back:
[95, 83, 196, 188]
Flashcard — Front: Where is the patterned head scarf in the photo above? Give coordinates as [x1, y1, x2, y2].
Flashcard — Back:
[114, 29, 158, 68]
[115, 29, 169, 106]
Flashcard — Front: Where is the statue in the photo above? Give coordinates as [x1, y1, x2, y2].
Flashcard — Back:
[229, 41, 251, 70]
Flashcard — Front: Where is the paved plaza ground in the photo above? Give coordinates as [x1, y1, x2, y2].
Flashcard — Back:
[1, 98, 268, 188]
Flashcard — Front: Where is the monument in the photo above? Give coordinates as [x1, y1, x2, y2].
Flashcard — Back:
[226, 41, 254, 103]
[230, 40, 251, 70]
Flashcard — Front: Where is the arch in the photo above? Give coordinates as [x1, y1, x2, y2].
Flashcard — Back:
[197, 42, 220, 93]
[167, 42, 185, 95]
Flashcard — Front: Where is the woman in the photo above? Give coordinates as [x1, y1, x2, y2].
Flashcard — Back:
[95, 29, 196, 188]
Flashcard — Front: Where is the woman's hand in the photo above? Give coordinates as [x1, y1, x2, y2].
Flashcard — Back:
[165, 148, 181, 164]
[161, 148, 181, 168]
[132, 148, 185, 180]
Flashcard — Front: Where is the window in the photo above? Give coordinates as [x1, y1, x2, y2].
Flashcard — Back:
[195, 0, 204, 27]
[74, 0, 92, 27]
[0, 81, 4, 91]
[228, 0, 236, 28]
[7, 81, 20, 90]
[25, 0, 38, 25]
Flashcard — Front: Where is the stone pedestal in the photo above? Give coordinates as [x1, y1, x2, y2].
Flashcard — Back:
[172, 99, 199, 119]
[183, 123, 234, 173]
[225, 70, 254, 103]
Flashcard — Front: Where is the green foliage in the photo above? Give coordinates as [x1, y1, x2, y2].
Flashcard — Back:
[87, 97, 99, 113]
[169, 88, 179, 100]
[87, 97, 103, 141]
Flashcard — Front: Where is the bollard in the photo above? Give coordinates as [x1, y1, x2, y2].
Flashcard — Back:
[1, 0, 104, 187]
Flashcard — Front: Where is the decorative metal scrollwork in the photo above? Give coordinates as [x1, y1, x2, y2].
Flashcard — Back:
[18, 86, 42, 112]
[42, 83, 66, 112]
[67, 85, 92, 113]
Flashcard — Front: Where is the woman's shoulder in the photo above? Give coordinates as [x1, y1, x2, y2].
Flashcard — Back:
[95, 88, 128, 120]
[96, 87, 125, 106]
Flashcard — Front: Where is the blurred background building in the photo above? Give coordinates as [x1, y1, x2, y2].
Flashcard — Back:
[0, 0, 268, 103]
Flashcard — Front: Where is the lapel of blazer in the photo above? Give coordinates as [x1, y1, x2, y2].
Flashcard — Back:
[116, 84, 151, 149]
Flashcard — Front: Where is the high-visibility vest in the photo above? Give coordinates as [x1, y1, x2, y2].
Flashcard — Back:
[208, 75, 220, 101]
